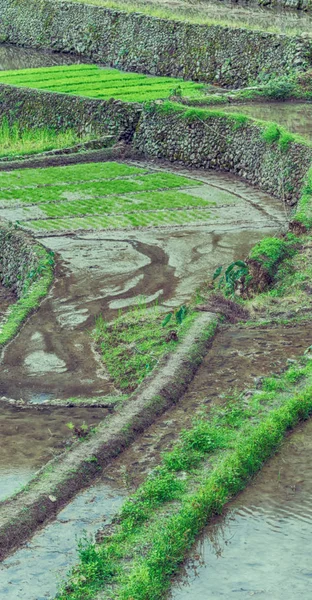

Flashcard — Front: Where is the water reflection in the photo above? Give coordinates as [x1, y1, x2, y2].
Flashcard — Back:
[0, 43, 87, 71]
[170, 419, 312, 599]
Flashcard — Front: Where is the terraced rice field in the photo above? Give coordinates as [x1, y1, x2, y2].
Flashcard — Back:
[0, 161, 217, 232]
[0, 64, 204, 101]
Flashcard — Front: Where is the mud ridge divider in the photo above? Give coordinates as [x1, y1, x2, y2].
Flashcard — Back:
[0, 312, 217, 560]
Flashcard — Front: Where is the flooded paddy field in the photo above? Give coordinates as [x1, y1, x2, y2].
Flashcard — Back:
[0, 403, 109, 500]
[170, 416, 312, 600]
[222, 102, 312, 141]
[0, 159, 285, 404]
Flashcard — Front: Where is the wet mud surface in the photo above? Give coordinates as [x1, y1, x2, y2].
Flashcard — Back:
[222, 102, 312, 141]
[170, 416, 312, 600]
[0, 480, 126, 599]
[102, 322, 312, 488]
[1, 322, 311, 598]
[0, 163, 285, 403]
[0, 402, 109, 500]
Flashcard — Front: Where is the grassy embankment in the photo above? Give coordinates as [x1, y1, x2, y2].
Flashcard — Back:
[56, 346, 312, 600]
[0, 240, 54, 347]
[0, 117, 93, 159]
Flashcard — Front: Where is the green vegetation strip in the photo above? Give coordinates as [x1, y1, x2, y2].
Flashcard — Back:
[0, 64, 204, 102]
[94, 305, 197, 392]
[0, 161, 147, 189]
[57, 352, 312, 599]
[0, 118, 93, 160]
[0, 243, 54, 347]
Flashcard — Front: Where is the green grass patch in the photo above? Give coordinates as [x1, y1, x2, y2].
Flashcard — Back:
[56, 350, 312, 600]
[24, 208, 212, 231]
[0, 172, 199, 204]
[0, 241, 54, 347]
[0, 117, 93, 160]
[0, 64, 204, 103]
[0, 161, 147, 189]
[32, 190, 214, 219]
[93, 303, 197, 392]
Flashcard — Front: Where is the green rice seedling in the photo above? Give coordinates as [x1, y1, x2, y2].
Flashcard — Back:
[0, 162, 147, 190]
[0, 118, 91, 159]
[24, 208, 211, 232]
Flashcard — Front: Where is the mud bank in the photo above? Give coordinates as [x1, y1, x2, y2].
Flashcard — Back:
[102, 321, 312, 488]
[170, 416, 312, 600]
[0, 0, 311, 86]
[0, 312, 218, 560]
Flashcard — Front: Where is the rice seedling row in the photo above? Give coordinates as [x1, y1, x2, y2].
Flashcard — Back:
[0, 162, 147, 189]
[23, 208, 213, 231]
[0, 172, 199, 204]
[0, 64, 204, 102]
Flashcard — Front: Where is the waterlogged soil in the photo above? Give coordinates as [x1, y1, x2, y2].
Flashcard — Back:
[1, 322, 311, 599]
[222, 102, 312, 141]
[0, 480, 126, 599]
[101, 321, 312, 488]
[0, 43, 88, 71]
[170, 416, 312, 600]
[0, 162, 285, 403]
[0, 402, 109, 500]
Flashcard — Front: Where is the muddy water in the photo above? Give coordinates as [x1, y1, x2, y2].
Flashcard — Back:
[0, 480, 126, 599]
[102, 323, 312, 488]
[1, 322, 311, 598]
[0, 164, 286, 402]
[222, 102, 312, 141]
[170, 417, 312, 600]
[0, 402, 109, 500]
[0, 43, 87, 71]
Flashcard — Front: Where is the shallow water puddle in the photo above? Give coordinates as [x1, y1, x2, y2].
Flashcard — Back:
[170, 417, 312, 600]
[0, 403, 109, 500]
[0, 480, 126, 599]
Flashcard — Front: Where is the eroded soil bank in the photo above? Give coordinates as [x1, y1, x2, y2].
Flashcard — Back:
[170, 414, 312, 600]
[101, 321, 312, 488]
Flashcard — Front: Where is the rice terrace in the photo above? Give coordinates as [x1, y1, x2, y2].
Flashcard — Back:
[1, 0, 312, 598]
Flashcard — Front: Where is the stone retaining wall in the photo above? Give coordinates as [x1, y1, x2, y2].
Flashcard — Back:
[134, 106, 312, 204]
[0, 221, 40, 297]
[0, 83, 141, 140]
[0, 0, 311, 87]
